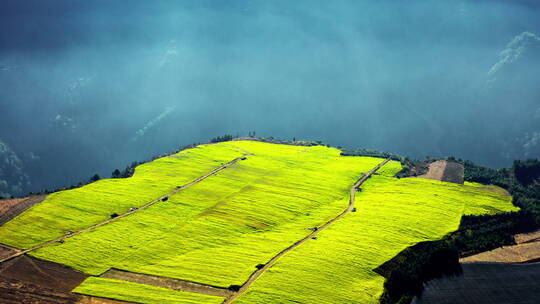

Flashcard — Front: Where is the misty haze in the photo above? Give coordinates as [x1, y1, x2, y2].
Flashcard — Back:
[1, 0, 539, 196]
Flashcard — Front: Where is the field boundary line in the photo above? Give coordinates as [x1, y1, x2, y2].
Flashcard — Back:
[0, 154, 250, 264]
[100, 268, 234, 298]
[223, 158, 391, 304]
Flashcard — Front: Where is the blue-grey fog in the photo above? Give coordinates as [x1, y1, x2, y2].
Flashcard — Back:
[0, 0, 539, 196]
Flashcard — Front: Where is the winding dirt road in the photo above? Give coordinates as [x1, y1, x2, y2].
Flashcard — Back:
[223, 158, 390, 304]
[0, 155, 249, 264]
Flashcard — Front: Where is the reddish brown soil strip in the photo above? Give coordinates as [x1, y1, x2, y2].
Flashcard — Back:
[0, 277, 130, 304]
[417, 160, 464, 184]
[0, 276, 81, 304]
[223, 158, 391, 304]
[515, 229, 540, 244]
[0, 198, 26, 215]
[417, 160, 446, 181]
[0, 255, 88, 292]
[441, 161, 464, 184]
[0, 195, 47, 226]
[101, 268, 233, 298]
[460, 229, 540, 264]
[77, 295, 133, 304]
[0, 244, 19, 260]
[0, 155, 249, 264]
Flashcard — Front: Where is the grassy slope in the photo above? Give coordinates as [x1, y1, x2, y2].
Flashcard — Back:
[2, 140, 514, 304]
[72, 277, 223, 304]
[0, 144, 245, 248]
[30, 141, 399, 289]
[234, 176, 518, 304]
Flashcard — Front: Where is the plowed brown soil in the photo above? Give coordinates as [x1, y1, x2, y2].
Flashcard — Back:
[460, 230, 540, 263]
[0, 195, 47, 226]
[77, 295, 132, 304]
[0, 244, 18, 260]
[0, 277, 129, 304]
[101, 268, 233, 297]
[0, 254, 131, 303]
[0, 277, 80, 304]
[0, 198, 26, 215]
[0, 255, 88, 291]
[417, 160, 464, 184]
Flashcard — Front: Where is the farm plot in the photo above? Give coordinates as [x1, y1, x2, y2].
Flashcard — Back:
[30, 141, 400, 293]
[73, 277, 224, 304]
[233, 176, 518, 304]
[0, 144, 245, 249]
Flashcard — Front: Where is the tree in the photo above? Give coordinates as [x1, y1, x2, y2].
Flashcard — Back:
[90, 174, 100, 182]
[111, 169, 121, 178]
[210, 134, 234, 143]
[513, 159, 540, 186]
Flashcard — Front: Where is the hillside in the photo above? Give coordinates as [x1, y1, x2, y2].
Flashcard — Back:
[0, 140, 518, 304]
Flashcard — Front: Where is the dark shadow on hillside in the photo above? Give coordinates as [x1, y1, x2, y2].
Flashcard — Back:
[412, 262, 540, 304]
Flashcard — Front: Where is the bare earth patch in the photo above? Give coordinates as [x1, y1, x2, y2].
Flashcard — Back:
[0, 277, 128, 304]
[0, 255, 130, 303]
[0, 244, 19, 260]
[0, 198, 26, 215]
[0, 195, 47, 226]
[0, 255, 88, 292]
[461, 230, 540, 263]
[0, 276, 81, 304]
[77, 295, 131, 304]
[101, 268, 233, 298]
[515, 229, 540, 244]
[417, 160, 464, 184]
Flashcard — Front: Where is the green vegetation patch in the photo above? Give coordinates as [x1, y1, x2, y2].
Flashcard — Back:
[0, 144, 245, 248]
[234, 176, 518, 304]
[30, 141, 399, 289]
[73, 277, 223, 304]
[376, 160, 403, 177]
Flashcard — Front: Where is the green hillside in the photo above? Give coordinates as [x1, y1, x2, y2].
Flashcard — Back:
[234, 176, 516, 304]
[0, 141, 517, 304]
[0, 144, 245, 248]
[29, 141, 394, 284]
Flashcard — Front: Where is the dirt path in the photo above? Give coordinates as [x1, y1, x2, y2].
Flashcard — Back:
[101, 269, 234, 298]
[0, 155, 249, 264]
[0, 244, 19, 260]
[223, 158, 390, 304]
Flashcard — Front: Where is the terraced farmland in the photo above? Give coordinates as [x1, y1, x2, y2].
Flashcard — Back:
[0, 144, 246, 249]
[0, 140, 518, 304]
[233, 176, 517, 304]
